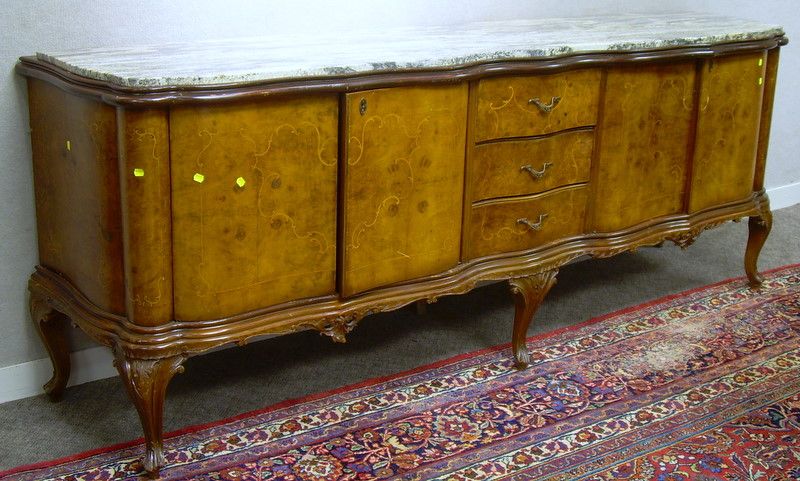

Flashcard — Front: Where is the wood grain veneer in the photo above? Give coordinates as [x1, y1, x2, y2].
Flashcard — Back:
[169, 96, 339, 320]
[341, 85, 467, 296]
[474, 69, 601, 142]
[470, 130, 594, 202]
[592, 62, 697, 232]
[117, 108, 173, 325]
[28, 79, 125, 315]
[690, 52, 766, 213]
[468, 185, 589, 258]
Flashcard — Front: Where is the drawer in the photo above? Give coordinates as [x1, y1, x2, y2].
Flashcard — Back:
[467, 185, 588, 259]
[474, 69, 601, 142]
[471, 129, 593, 201]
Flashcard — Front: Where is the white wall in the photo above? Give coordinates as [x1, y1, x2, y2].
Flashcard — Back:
[0, 1, 797, 379]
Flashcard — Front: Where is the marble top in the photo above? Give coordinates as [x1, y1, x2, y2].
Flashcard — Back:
[35, 13, 784, 89]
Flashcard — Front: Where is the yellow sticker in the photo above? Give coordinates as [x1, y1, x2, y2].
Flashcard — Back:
[133, 168, 145, 177]
[758, 58, 764, 66]
[65, 140, 71, 151]
[758, 77, 764, 86]
[193, 173, 205, 183]
[236, 176, 246, 187]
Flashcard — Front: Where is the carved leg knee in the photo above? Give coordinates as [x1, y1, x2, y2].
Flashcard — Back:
[113, 350, 185, 477]
[30, 292, 72, 400]
[745, 209, 772, 287]
[508, 269, 558, 370]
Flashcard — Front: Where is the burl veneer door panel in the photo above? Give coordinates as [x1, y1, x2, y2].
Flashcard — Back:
[471, 130, 594, 201]
[593, 63, 696, 232]
[170, 96, 338, 321]
[27, 79, 126, 314]
[342, 85, 468, 296]
[690, 53, 766, 212]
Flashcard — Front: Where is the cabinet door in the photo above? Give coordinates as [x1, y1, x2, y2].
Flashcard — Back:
[170, 96, 338, 321]
[342, 85, 468, 296]
[592, 63, 696, 232]
[690, 53, 766, 212]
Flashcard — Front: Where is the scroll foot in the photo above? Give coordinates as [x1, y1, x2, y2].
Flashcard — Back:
[745, 209, 772, 287]
[29, 291, 72, 400]
[508, 269, 558, 370]
[113, 350, 185, 477]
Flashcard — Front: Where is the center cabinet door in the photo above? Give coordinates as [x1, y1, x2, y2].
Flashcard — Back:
[342, 85, 468, 296]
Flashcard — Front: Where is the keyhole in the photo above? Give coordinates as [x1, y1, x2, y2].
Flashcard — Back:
[359, 98, 367, 116]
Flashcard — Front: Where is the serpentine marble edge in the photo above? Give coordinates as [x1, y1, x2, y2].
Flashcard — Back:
[35, 13, 784, 88]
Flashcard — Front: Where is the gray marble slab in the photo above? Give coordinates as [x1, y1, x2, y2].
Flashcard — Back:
[35, 13, 784, 88]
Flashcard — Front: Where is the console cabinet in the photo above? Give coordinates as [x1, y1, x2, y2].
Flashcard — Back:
[18, 16, 785, 476]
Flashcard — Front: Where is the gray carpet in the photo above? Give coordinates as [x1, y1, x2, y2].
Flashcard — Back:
[1, 204, 798, 470]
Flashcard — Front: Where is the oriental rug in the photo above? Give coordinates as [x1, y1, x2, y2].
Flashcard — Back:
[2, 264, 800, 480]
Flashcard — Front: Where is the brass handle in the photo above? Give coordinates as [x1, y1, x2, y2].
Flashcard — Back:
[517, 213, 548, 231]
[521, 162, 553, 179]
[528, 96, 561, 113]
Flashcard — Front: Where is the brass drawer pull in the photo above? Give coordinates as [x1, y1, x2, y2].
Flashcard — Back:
[528, 96, 561, 113]
[517, 213, 548, 231]
[521, 162, 553, 179]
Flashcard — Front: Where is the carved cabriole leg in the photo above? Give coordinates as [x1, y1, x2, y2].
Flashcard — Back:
[29, 292, 72, 400]
[113, 349, 185, 477]
[745, 209, 773, 287]
[508, 269, 558, 370]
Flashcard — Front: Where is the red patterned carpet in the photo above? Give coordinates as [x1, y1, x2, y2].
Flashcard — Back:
[2, 265, 800, 480]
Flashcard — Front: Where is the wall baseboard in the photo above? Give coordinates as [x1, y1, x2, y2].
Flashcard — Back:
[768, 181, 800, 210]
[1, 183, 799, 405]
[0, 346, 115, 404]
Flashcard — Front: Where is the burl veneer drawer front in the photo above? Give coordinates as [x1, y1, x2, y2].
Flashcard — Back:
[471, 130, 593, 201]
[467, 185, 588, 258]
[342, 85, 468, 296]
[474, 69, 601, 142]
[170, 96, 339, 321]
